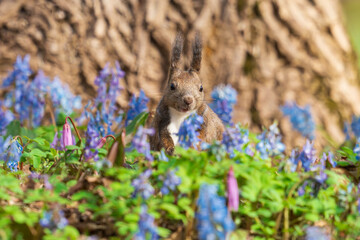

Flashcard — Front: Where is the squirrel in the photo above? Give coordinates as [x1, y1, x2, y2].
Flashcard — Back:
[149, 32, 225, 155]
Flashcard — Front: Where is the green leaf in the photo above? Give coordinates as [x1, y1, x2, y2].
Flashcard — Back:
[30, 148, 47, 157]
[65, 145, 80, 151]
[125, 112, 149, 135]
[32, 156, 41, 169]
[6, 120, 21, 137]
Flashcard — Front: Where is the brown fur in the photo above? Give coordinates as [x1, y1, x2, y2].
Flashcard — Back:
[149, 33, 224, 155]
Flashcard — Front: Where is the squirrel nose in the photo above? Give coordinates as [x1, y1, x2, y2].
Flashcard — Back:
[183, 96, 193, 105]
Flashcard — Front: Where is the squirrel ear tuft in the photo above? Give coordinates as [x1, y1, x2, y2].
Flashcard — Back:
[190, 32, 202, 73]
[170, 32, 184, 71]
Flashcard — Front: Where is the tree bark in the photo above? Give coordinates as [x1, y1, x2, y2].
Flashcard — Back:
[0, 0, 359, 148]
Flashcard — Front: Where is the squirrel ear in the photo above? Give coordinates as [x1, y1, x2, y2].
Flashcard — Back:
[190, 32, 202, 73]
[170, 32, 184, 73]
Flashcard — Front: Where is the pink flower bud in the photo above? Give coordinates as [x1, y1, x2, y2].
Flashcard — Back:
[227, 166, 239, 211]
[96, 137, 107, 149]
[62, 122, 73, 147]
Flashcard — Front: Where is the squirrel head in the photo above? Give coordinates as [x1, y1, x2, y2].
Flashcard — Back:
[163, 32, 204, 113]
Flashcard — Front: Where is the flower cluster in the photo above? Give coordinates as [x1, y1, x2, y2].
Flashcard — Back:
[39, 210, 68, 230]
[84, 117, 101, 161]
[135, 205, 158, 240]
[178, 113, 204, 149]
[288, 140, 316, 172]
[126, 89, 149, 126]
[132, 169, 154, 199]
[159, 170, 181, 195]
[1, 55, 81, 127]
[222, 125, 250, 158]
[92, 62, 124, 134]
[281, 102, 315, 140]
[196, 184, 235, 240]
[256, 122, 285, 159]
[128, 126, 155, 161]
[210, 84, 237, 125]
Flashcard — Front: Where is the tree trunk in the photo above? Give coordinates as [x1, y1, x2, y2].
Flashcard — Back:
[0, 0, 359, 148]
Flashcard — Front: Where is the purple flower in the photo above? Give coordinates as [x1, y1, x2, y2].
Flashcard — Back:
[281, 102, 315, 140]
[135, 205, 158, 240]
[61, 122, 74, 148]
[126, 89, 149, 126]
[178, 113, 204, 149]
[128, 126, 155, 161]
[84, 117, 101, 161]
[298, 140, 316, 172]
[222, 125, 249, 158]
[227, 166, 239, 211]
[160, 170, 181, 195]
[210, 84, 237, 125]
[196, 184, 235, 240]
[132, 169, 154, 199]
[288, 149, 299, 172]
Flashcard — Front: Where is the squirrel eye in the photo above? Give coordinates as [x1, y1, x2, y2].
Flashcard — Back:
[199, 85, 203, 92]
[170, 83, 176, 90]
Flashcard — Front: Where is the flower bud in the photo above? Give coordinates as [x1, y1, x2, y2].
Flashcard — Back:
[96, 137, 107, 149]
[227, 166, 239, 211]
[62, 122, 73, 147]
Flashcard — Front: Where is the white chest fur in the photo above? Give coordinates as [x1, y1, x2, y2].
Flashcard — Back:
[167, 107, 194, 145]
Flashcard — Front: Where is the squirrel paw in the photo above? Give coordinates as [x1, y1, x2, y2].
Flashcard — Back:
[165, 146, 174, 155]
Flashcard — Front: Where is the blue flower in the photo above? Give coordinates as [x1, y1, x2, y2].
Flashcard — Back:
[305, 226, 330, 240]
[39, 210, 68, 230]
[351, 116, 360, 140]
[355, 142, 360, 161]
[50, 77, 82, 116]
[0, 104, 14, 135]
[135, 205, 158, 240]
[201, 141, 227, 161]
[132, 169, 154, 199]
[160, 170, 181, 195]
[178, 113, 204, 149]
[4, 139, 23, 172]
[2, 55, 31, 88]
[281, 102, 315, 140]
[0, 136, 11, 161]
[210, 84, 237, 125]
[196, 184, 235, 240]
[222, 125, 249, 158]
[126, 89, 149, 126]
[158, 149, 169, 162]
[128, 126, 155, 161]
[256, 122, 285, 159]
